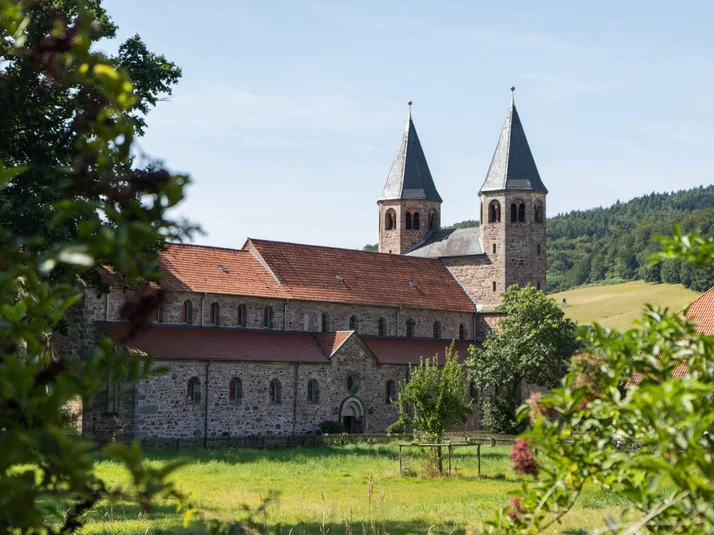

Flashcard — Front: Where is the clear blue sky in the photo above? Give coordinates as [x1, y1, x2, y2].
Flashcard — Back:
[102, 0, 714, 250]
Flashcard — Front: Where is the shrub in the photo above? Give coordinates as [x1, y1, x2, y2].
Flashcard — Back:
[481, 395, 522, 434]
[510, 439, 538, 477]
[319, 420, 347, 434]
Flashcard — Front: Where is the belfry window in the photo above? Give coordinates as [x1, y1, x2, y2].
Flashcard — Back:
[385, 210, 396, 231]
[518, 203, 526, 222]
[413, 212, 420, 229]
[405, 212, 412, 229]
[428, 212, 437, 230]
[510, 203, 517, 222]
[535, 204, 543, 223]
[488, 201, 501, 223]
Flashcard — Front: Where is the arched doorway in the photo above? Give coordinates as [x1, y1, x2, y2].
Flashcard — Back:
[339, 396, 365, 434]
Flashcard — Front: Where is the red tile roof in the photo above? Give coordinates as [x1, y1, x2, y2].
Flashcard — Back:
[157, 244, 289, 298]
[97, 322, 328, 363]
[685, 286, 714, 335]
[361, 337, 478, 365]
[313, 331, 353, 357]
[247, 239, 475, 312]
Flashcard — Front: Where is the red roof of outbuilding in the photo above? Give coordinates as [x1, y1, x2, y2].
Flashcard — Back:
[247, 239, 475, 312]
[97, 322, 328, 363]
[361, 337, 478, 365]
[685, 286, 714, 335]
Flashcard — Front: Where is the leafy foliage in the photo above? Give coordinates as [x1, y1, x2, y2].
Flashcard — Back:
[477, 233, 714, 533]
[319, 420, 347, 434]
[388, 344, 471, 472]
[0, 2, 242, 533]
[468, 285, 578, 432]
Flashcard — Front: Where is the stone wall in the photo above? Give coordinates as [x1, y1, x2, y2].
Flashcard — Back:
[378, 200, 441, 254]
[504, 192, 547, 292]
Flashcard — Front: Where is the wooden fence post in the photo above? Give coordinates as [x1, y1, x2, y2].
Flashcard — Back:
[477, 444, 481, 478]
[448, 444, 452, 477]
[399, 444, 402, 475]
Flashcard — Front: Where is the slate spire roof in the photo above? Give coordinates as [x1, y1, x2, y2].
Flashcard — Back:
[380, 102, 442, 202]
[479, 88, 548, 194]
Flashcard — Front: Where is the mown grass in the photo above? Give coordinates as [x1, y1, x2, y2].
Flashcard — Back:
[79, 444, 629, 534]
[550, 280, 698, 330]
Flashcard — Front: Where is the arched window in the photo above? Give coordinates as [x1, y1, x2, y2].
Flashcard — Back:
[535, 204, 543, 223]
[405, 212, 412, 229]
[406, 319, 415, 338]
[307, 379, 319, 404]
[154, 302, 163, 323]
[187, 377, 200, 403]
[263, 307, 273, 329]
[348, 315, 359, 332]
[433, 320, 441, 339]
[237, 304, 247, 327]
[412, 212, 420, 229]
[469, 381, 479, 404]
[269, 379, 282, 404]
[210, 302, 220, 326]
[510, 203, 517, 222]
[518, 203, 526, 222]
[321, 312, 330, 333]
[385, 210, 395, 231]
[377, 317, 386, 337]
[428, 211, 437, 230]
[182, 300, 192, 324]
[459, 323, 467, 340]
[385, 380, 396, 404]
[229, 377, 243, 403]
[488, 201, 501, 223]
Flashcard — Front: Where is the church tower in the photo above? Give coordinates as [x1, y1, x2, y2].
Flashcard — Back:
[378, 102, 442, 254]
[479, 88, 547, 296]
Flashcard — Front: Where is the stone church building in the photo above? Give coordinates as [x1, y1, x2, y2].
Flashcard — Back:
[75, 90, 548, 442]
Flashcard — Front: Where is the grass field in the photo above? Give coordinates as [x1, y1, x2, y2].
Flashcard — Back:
[549, 280, 699, 331]
[80, 444, 630, 534]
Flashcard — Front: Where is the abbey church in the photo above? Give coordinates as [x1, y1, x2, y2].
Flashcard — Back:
[73, 90, 549, 442]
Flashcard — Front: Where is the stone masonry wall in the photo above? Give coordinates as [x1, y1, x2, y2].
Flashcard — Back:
[378, 200, 441, 254]
[504, 192, 547, 292]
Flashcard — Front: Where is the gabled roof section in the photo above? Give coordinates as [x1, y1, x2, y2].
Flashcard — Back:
[406, 227, 484, 258]
[313, 331, 354, 358]
[380, 105, 442, 202]
[480, 90, 547, 194]
[97, 323, 329, 363]
[155, 243, 289, 298]
[246, 239, 475, 312]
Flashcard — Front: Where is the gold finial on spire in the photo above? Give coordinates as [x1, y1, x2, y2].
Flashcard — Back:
[510, 86, 515, 106]
[408, 100, 413, 119]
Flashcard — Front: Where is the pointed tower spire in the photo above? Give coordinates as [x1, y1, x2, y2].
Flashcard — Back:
[479, 89, 547, 193]
[380, 102, 442, 202]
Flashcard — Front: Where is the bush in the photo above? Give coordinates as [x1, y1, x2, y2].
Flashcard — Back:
[481, 396, 523, 434]
[319, 420, 347, 434]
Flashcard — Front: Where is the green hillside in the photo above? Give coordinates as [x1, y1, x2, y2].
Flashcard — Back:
[549, 281, 700, 331]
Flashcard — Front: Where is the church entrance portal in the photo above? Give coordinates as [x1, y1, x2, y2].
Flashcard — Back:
[339, 397, 365, 434]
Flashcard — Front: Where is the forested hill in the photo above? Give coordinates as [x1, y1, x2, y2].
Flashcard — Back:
[547, 186, 714, 293]
[363, 186, 714, 293]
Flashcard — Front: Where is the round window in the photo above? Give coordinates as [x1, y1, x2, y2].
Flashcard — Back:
[346, 372, 360, 394]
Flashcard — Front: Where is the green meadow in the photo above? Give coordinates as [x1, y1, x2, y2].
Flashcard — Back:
[79, 444, 629, 534]
[550, 280, 699, 331]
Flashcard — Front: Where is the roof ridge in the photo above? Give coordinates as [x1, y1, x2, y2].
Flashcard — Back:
[249, 238, 445, 263]
[165, 242, 249, 254]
